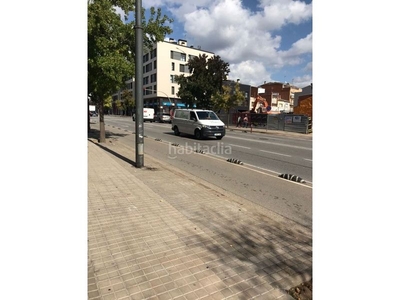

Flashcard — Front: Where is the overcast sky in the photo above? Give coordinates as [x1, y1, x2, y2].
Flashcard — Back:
[132, 0, 313, 88]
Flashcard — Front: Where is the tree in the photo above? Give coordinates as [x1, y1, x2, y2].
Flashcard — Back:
[88, 0, 172, 142]
[213, 81, 245, 126]
[121, 89, 135, 116]
[115, 99, 123, 114]
[176, 54, 230, 110]
[104, 95, 113, 114]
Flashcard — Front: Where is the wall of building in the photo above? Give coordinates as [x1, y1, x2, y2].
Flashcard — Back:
[294, 84, 312, 107]
[142, 40, 214, 111]
[293, 95, 312, 118]
[257, 82, 301, 112]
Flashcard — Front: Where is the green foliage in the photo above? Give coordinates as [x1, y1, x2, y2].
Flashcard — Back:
[212, 85, 232, 112]
[104, 95, 113, 109]
[88, 0, 173, 102]
[231, 81, 246, 109]
[121, 89, 135, 114]
[88, 0, 173, 140]
[213, 81, 245, 126]
[176, 54, 230, 109]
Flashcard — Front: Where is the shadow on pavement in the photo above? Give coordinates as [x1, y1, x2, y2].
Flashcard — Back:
[88, 128, 136, 167]
[172, 204, 312, 299]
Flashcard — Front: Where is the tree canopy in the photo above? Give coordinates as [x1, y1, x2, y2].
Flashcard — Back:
[213, 81, 245, 112]
[175, 54, 230, 109]
[121, 88, 135, 115]
[88, 0, 172, 141]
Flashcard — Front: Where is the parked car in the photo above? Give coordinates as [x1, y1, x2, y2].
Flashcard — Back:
[157, 113, 171, 123]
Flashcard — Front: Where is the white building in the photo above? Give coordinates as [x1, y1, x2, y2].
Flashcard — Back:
[113, 38, 214, 114]
[143, 38, 215, 115]
[113, 38, 214, 115]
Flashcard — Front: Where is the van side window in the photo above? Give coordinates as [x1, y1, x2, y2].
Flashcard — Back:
[190, 112, 197, 120]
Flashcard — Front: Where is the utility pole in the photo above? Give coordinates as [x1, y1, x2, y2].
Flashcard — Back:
[134, 0, 144, 168]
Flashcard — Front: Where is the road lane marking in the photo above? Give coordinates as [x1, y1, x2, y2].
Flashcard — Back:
[226, 135, 311, 150]
[229, 144, 251, 149]
[259, 150, 291, 157]
[304, 158, 312, 162]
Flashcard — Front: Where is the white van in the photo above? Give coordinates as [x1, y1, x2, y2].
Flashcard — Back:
[171, 109, 225, 140]
[132, 108, 155, 122]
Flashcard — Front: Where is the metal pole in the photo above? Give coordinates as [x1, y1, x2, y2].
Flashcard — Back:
[135, 0, 144, 168]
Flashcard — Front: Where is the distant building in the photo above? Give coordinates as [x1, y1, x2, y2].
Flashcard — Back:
[293, 83, 312, 118]
[257, 82, 302, 113]
[293, 84, 312, 107]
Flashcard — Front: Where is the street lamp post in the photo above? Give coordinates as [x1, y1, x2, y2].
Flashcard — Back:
[134, 0, 144, 168]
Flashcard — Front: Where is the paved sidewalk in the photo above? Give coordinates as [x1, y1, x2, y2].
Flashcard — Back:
[88, 125, 312, 300]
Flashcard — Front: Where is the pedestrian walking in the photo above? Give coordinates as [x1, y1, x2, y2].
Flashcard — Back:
[243, 114, 248, 128]
[236, 115, 241, 127]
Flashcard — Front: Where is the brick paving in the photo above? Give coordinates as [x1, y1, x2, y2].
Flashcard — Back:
[88, 124, 312, 300]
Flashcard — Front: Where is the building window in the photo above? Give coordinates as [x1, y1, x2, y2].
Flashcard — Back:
[170, 50, 186, 61]
[170, 75, 175, 83]
[143, 53, 149, 63]
[153, 60, 157, 69]
[151, 73, 156, 83]
[143, 76, 149, 85]
[171, 86, 175, 95]
[145, 63, 152, 73]
[150, 48, 156, 59]
[172, 62, 175, 71]
[179, 64, 189, 73]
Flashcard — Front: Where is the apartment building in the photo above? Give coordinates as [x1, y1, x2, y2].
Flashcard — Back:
[143, 38, 214, 115]
[112, 38, 214, 115]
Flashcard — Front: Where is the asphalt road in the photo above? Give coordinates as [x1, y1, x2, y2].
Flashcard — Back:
[103, 115, 312, 182]
[99, 115, 312, 227]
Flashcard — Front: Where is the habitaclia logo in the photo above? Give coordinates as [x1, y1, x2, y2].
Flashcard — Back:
[168, 142, 232, 159]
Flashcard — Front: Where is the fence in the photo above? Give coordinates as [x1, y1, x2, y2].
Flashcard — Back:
[219, 113, 312, 134]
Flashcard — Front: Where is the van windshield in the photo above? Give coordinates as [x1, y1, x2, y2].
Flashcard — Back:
[196, 111, 219, 120]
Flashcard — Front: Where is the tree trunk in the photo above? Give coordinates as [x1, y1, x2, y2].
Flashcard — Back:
[99, 99, 106, 143]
